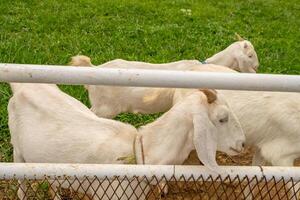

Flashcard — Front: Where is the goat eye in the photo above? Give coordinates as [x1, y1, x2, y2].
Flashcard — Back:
[219, 116, 228, 123]
[248, 55, 253, 58]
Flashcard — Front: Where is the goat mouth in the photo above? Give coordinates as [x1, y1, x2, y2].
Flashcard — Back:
[230, 147, 242, 153]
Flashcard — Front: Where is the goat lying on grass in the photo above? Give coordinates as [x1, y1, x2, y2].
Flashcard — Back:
[70, 58, 236, 118]
[70, 39, 258, 119]
[8, 83, 244, 200]
[72, 40, 259, 73]
[72, 54, 300, 179]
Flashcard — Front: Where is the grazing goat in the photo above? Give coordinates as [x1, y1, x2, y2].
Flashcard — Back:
[218, 90, 300, 200]
[69, 56, 300, 170]
[122, 70, 300, 169]
[8, 83, 245, 200]
[220, 90, 300, 166]
[137, 82, 300, 198]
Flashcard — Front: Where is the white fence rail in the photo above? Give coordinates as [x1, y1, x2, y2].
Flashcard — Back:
[1, 163, 300, 182]
[1, 63, 300, 92]
[1, 63, 300, 199]
[1, 163, 300, 200]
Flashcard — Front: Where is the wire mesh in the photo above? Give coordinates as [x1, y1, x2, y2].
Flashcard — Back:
[1, 173, 299, 200]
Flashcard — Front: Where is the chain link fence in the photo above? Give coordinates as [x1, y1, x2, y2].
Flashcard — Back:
[1, 174, 300, 200]
[0, 163, 299, 200]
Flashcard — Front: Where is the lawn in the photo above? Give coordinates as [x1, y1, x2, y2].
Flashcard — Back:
[0, 0, 299, 162]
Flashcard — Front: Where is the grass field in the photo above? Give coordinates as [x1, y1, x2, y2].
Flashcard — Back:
[0, 0, 299, 163]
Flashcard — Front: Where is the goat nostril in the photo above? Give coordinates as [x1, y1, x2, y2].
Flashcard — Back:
[242, 142, 245, 148]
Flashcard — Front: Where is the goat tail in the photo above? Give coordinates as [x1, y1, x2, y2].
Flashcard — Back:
[69, 55, 94, 67]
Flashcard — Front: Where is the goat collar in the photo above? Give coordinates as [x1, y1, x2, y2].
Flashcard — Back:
[134, 134, 145, 164]
[117, 134, 145, 164]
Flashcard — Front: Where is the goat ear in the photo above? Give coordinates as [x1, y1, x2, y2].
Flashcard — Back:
[235, 33, 244, 41]
[193, 113, 221, 172]
[199, 89, 217, 104]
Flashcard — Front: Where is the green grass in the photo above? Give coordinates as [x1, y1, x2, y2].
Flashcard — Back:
[0, 0, 299, 162]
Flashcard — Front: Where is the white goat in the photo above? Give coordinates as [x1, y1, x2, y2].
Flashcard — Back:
[70, 39, 258, 118]
[119, 70, 300, 169]
[219, 90, 300, 166]
[70, 58, 237, 118]
[71, 40, 259, 73]
[70, 55, 300, 169]
[8, 83, 245, 200]
[218, 90, 300, 200]
[135, 80, 300, 198]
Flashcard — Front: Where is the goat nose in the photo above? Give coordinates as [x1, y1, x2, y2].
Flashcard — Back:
[236, 140, 245, 152]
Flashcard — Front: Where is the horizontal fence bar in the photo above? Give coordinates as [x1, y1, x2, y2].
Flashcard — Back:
[1, 163, 300, 182]
[1, 64, 300, 92]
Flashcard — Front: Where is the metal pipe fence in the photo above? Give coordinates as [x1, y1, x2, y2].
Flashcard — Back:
[0, 164, 300, 200]
[1, 64, 300, 199]
[1, 63, 300, 92]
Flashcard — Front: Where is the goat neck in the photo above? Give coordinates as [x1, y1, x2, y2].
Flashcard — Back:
[135, 93, 204, 165]
[205, 43, 238, 70]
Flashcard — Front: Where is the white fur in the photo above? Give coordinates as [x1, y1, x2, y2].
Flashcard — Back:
[219, 90, 300, 166]
[206, 40, 259, 73]
[8, 84, 245, 199]
[73, 40, 258, 72]
[219, 90, 300, 200]
[70, 40, 258, 119]
[71, 63, 236, 118]
[70, 55, 300, 168]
